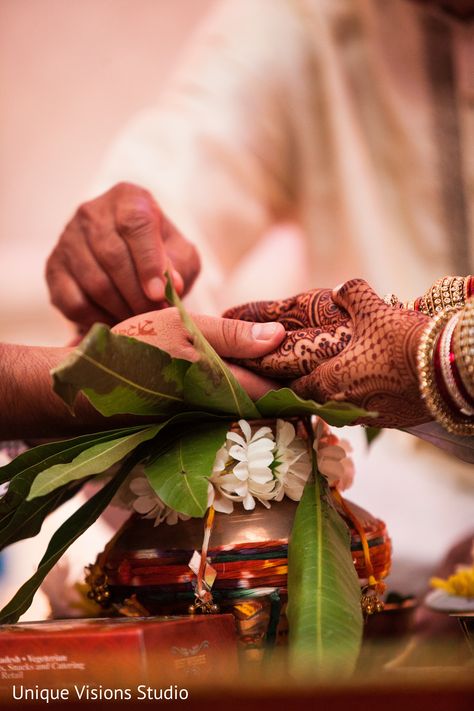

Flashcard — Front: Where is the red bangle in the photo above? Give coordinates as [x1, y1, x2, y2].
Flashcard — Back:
[466, 276, 474, 300]
[413, 297, 424, 312]
[435, 314, 474, 417]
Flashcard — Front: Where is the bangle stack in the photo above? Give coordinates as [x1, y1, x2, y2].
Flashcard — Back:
[453, 298, 474, 401]
[412, 275, 474, 316]
[418, 306, 474, 435]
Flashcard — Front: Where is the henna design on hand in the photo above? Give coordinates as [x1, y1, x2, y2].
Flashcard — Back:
[292, 279, 431, 428]
[224, 289, 349, 330]
[224, 288, 353, 376]
[239, 326, 352, 377]
[114, 319, 157, 337]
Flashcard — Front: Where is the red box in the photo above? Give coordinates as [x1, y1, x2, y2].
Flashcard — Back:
[0, 615, 238, 702]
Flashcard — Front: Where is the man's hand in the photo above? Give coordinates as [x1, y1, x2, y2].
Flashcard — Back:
[0, 311, 284, 439]
[223, 288, 353, 376]
[46, 182, 201, 330]
[113, 309, 286, 400]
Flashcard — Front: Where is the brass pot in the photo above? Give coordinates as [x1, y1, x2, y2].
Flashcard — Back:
[90, 496, 391, 655]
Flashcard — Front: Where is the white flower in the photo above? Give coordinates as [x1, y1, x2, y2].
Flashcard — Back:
[273, 419, 312, 501]
[210, 419, 276, 511]
[227, 420, 275, 485]
[128, 475, 190, 527]
[111, 465, 146, 510]
[313, 418, 354, 491]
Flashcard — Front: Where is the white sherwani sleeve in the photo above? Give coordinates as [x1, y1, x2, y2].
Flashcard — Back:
[89, 0, 306, 313]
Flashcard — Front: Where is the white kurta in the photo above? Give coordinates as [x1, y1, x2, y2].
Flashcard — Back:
[88, 0, 474, 594]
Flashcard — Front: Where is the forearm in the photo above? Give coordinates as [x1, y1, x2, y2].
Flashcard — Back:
[0, 343, 125, 439]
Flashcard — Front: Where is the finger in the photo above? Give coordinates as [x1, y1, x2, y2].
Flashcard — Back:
[332, 279, 385, 332]
[291, 356, 347, 403]
[192, 315, 286, 359]
[223, 294, 299, 325]
[227, 364, 278, 400]
[237, 324, 353, 378]
[60, 228, 132, 323]
[86, 221, 161, 315]
[46, 259, 114, 328]
[160, 213, 196, 296]
[114, 197, 168, 302]
[224, 289, 349, 330]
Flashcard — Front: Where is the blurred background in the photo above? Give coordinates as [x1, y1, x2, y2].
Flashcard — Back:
[0, 0, 215, 347]
[0, 0, 216, 618]
[0, 0, 472, 624]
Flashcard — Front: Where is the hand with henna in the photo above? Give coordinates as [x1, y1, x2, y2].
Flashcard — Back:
[291, 279, 432, 428]
[225, 280, 432, 427]
[223, 288, 353, 377]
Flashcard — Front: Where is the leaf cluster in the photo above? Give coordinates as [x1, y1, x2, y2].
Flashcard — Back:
[0, 278, 368, 675]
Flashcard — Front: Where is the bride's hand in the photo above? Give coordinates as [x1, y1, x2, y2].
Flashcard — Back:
[291, 279, 431, 427]
[223, 288, 353, 376]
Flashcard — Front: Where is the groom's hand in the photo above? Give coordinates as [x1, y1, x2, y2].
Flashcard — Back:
[46, 182, 200, 330]
[223, 289, 353, 376]
[113, 308, 286, 400]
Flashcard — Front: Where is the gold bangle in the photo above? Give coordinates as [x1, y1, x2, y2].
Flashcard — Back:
[438, 311, 474, 416]
[417, 306, 474, 435]
[453, 298, 474, 400]
[421, 276, 469, 316]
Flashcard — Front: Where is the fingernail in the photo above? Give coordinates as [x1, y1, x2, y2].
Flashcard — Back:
[252, 322, 279, 340]
[332, 282, 344, 297]
[145, 277, 164, 301]
[171, 268, 184, 293]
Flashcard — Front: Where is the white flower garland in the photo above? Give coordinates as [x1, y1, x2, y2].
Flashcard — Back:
[114, 418, 354, 526]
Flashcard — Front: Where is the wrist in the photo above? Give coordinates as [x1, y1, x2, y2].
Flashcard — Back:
[0, 343, 126, 439]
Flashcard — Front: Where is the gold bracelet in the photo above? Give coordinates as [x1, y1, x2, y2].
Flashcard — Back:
[417, 307, 474, 435]
[453, 298, 474, 400]
[419, 276, 468, 316]
[438, 311, 474, 416]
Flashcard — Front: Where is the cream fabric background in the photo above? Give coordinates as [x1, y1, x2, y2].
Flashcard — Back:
[0, 0, 215, 346]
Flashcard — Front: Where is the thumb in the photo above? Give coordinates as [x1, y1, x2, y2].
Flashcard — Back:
[291, 356, 346, 404]
[332, 279, 385, 328]
[193, 315, 286, 359]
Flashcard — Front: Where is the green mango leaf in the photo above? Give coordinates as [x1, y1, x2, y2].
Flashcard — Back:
[165, 276, 260, 419]
[52, 324, 190, 416]
[0, 453, 138, 624]
[364, 426, 382, 446]
[256, 388, 376, 427]
[27, 424, 162, 500]
[287, 470, 363, 679]
[0, 426, 146, 515]
[0, 481, 86, 550]
[145, 422, 229, 517]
